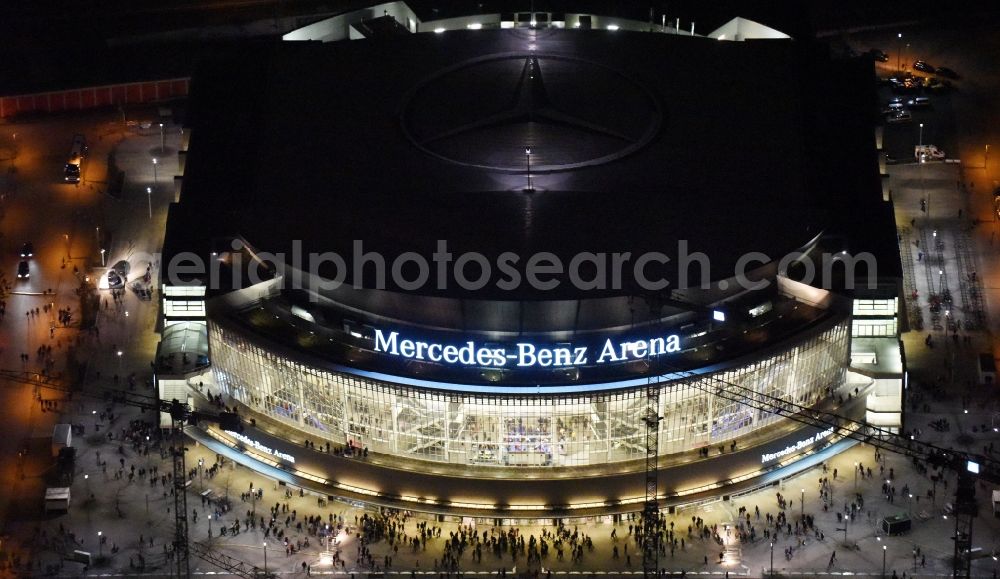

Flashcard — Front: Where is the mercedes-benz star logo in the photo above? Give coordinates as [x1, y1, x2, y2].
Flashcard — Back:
[401, 52, 662, 173]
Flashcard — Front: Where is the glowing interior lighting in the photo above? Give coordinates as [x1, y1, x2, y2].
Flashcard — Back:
[467, 22, 482, 30]
[607, 24, 619, 31]
[434, 27, 445, 34]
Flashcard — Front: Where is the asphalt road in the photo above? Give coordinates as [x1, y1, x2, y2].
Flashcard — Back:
[0, 107, 177, 554]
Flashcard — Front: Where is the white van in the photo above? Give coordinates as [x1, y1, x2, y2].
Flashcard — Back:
[45, 487, 71, 512]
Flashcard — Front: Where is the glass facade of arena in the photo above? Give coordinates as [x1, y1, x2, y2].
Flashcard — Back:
[210, 320, 849, 468]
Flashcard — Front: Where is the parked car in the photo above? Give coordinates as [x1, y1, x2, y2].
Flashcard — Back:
[925, 78, 953, 93]
[886, 110, 912, 123]
[890, 76, 920, 93]
[881, 99, 905, 114]
[869, 48, 889, 62]
[107, 270, 124, 289]
[20, 242, 33, 258]
[935, 66, 960, 79]
[16, 261, 29, 279]
[906, 96, 931, 109]
[913, 60, 936, 73]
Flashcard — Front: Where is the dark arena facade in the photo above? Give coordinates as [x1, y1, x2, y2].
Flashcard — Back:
[157, 3, 905, 519]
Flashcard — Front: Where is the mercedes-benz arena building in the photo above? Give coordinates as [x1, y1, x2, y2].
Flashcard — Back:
[158, 3, 905, 518]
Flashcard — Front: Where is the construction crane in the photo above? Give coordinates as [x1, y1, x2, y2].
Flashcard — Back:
[641, 371, 662, 578]
[102, 390, 247, 579]
[655, 363, 1000, 579]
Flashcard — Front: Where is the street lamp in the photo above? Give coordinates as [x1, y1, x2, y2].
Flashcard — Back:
[897, 33, 903, 71]
[117, 350, 123, 374]
[770, 542, 774, 577]
[159, 123, 165, 153]
[854, 462, 858, 491]
[146, 187, 152, 219]
[198, 458, 204, 491]
[100, 249, 105, 267]
[801, 488, 805, 518]
[208, 514, 212, 537]
[919, 123, 924, 148]
[98, 531, 103, 558]
[263, 542, 268, 573]
[525, 147, 533, 192]
[882, 545, 887, 579]
[153, 157, 158, 184]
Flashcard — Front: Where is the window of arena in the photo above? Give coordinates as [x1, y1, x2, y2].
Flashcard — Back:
[210, 321, 849, 468]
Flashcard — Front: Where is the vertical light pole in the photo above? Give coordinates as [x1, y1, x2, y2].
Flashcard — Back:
[95, 226, 100, 245]
[854, 462, 858, 491]
[84, 473, 90, 496]
[152, 158, 158, 184]
[919, 123, 924, 148]
[208, 514, 212, 537]
[800, 488, 805, 518]
[98, 531, 103, 558]
[769, 542, 774, 577]
[159, 123, 165, 153]
[882, 545, 887, 579]
[100, 249, 106, 267]
[117, 350, 123, 374]
[263, 542, 268, 573]
[146, 187, 152, 219]
[525, 147, 533, 192]
[198, 458, 204, 491]
[897, 33, 903, 72]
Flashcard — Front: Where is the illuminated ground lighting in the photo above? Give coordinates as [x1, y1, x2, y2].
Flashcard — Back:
[434, 28, 445, 34]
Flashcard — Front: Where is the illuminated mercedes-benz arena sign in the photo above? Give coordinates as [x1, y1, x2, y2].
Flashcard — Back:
[162, 13, 903, 516]
[372, 328, 681, 367]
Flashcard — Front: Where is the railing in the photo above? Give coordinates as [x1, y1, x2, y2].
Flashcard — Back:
[0, 78, 189, 118]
